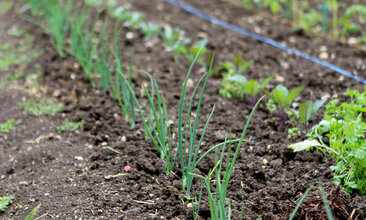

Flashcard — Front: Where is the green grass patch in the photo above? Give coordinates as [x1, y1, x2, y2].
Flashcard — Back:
[25, 70, 43, 88]
[0, 119, 20, 133]
[0, 196, 13, 212]
[57, 119, 84, 132]
[18, 98, 63, 116]
[0, 71, 25, 89]
[0, 29, 43, 71]
[0, 49, 43, 71]
[0, 1, 13, 14]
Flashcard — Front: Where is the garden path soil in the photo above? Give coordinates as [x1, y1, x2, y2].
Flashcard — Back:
[1, 0, 366, 219]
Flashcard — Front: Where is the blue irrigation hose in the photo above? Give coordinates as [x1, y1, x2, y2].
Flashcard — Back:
[163, 0, 366, 84]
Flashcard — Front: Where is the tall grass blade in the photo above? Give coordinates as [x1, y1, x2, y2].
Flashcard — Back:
[24, 204, 41, 220]
[289, 184, 314, 220]
[318, 183, 335, 220]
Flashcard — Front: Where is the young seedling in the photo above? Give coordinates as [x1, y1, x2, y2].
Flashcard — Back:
[33, 0, 73, 57]
[206, 52, 222, 75]
[178, 38, 208, 73]
[176, 50, 264, 199]
[340, 5, 366, 37]
[111, 25, 136, 127]
[94, 19, 112, 92]
[24, 204, 41, 220]
[192, 98, 262, 218]
[287, 99, 327, 139]
[245, 76, 274, 106]
[0, 196, 13, 212]
[57, 119, 84, 132]
[0, 119, 20, 133]
[265, 84, 304, 127]
[161, 26, 191, 62]
[298, 99, 327, 129]
[123, 70, 174, 174]
[109, 5, 130, 21]
[140, 21, 162, 42]
[108, 5, 144, 29]
[222, 55, 253, 76]
[298, 9, 322, 33]
[125, 11, 144, 30]
[219, 56, 253, 99]
[226, 75, 274, 106]
[191, 185, 203, 220]
[289, 183, 334, 220]
[68, 5, 100, 85]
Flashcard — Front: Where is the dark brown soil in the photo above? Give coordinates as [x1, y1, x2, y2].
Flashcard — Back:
[1, 0, 366, 219]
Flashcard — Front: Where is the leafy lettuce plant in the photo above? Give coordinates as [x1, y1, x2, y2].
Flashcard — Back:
[265, 84, 304, 127]
[292, 88, 366, 195]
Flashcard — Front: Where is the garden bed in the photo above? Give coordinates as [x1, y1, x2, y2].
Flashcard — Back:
[1, 0, 366, 219]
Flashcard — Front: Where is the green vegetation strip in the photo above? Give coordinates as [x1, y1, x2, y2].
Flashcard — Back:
[0, 119, 19, 133]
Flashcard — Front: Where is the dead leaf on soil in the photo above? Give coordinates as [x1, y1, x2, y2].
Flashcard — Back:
[24, 133, 61, 144]
[104, 173, 128, 180]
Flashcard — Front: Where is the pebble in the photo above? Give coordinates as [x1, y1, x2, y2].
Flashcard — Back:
[187, 78, 193, 88]
[275, 75, 284, 82]
[254, 26, 261, 33]
[289, 36, 296, 43]
[319, 45, 327, 52]
[348, 37, 357, 45]
[319, 52, 329, 59]
[198, 32, 208, 39]
[53, 90, 61, 97]
[126, 32, 134, 40]
[75, 156, 84, 161]
[330, 53, 336, 60]
[19, 181, 29, 186]
[280, 61, 289, 69]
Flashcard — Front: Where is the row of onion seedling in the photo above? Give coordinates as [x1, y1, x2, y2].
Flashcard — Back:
[24, 0, 336, 218]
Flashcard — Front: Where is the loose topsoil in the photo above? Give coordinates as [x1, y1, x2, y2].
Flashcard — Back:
[1, 0, 366, 219]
